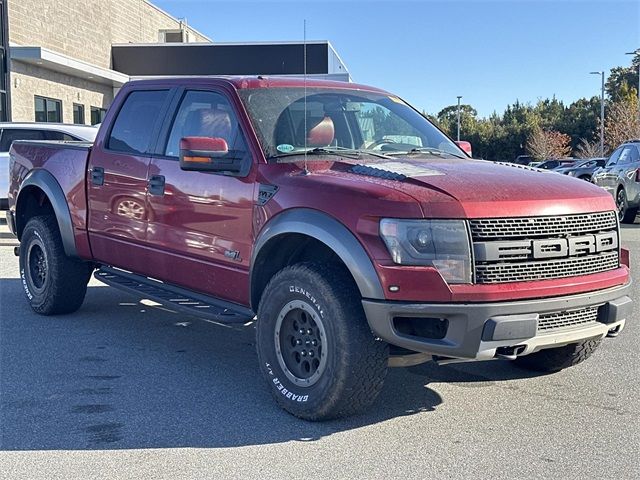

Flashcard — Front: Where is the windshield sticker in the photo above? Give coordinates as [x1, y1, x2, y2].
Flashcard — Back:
[277, 144, 295, 153]
[368, 161, 444, 178]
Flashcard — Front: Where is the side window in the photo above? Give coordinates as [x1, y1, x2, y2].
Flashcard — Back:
[606, 147, 623, 166]
[629, 145, 640, 163]
[617, 147, 633, 165]
[44, 131, 80, 141]
[0, 128, 46, 151]
[108, 90, 169, 155]
[165, 90, 246, 157]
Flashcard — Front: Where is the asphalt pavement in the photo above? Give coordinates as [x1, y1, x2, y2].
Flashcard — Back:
[1, 218, 639, 479]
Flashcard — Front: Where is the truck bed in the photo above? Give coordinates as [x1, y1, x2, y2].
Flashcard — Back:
[9, 140, 92, 232]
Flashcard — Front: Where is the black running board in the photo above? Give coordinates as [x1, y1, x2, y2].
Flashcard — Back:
[94, 266, 254, 324]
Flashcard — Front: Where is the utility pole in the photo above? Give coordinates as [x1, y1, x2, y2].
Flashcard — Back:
[590, 71, 605, 157]
[456, 95, 462, 141]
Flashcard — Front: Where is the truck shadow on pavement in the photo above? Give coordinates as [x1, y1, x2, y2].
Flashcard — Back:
[0, 278, 542, 451]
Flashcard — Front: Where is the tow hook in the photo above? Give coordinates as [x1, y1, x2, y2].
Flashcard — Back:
[14, 246, 19, 257]
[495, 345, 526, 360]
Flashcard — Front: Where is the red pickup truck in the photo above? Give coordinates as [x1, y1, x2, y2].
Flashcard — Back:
[6, 77, 632, 420]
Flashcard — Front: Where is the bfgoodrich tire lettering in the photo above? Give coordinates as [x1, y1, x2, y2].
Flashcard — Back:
[256, 262, 389, 420]
[19, 215, 92, 315]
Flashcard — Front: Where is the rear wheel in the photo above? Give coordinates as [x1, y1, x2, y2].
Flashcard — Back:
[19, 215, 93, 315]
[617, 188, 638, 224]
[514, 338, 602, 373]
[256, 262, 389, 420]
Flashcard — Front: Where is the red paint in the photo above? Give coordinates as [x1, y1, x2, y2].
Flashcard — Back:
[9, 77, 630, 308]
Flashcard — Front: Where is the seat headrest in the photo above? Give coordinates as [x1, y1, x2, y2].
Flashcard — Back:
[306, 116, 335, 147]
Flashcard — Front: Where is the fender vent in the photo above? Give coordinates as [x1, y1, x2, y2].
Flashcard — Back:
[257, 184, 279, 206]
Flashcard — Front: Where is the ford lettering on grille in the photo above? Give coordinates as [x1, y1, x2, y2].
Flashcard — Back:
[470, 211, 620, 283]
[474, 232, 619, 261]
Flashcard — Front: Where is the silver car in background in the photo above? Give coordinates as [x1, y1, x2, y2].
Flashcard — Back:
[592, 140, 640, 223]
[0, 123, 98, 210]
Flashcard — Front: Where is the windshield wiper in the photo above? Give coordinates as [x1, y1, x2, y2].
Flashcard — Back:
[385, 147, 465, 159]
[270, 146, 393, 162]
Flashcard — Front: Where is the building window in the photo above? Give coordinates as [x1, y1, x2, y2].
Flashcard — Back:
[90, 106, 107, 125]
[73, 103, 85, 124]
[35, 96, 62, 123]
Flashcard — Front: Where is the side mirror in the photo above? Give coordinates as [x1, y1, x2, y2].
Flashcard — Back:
[179, 136, 243, 173]
[455, 140, 472, 157]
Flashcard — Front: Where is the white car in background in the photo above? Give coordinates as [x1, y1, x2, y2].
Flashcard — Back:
[0, 123, 98, 210]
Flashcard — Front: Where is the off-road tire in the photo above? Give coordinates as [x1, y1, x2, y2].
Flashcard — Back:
[514, 338, 602, 373]
[19, 215, 92, 315]
[256, 262, 389, 421]
[617, 188, 638, 224]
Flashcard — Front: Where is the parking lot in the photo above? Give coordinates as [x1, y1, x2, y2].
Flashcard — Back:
[1, 218, 639, 480]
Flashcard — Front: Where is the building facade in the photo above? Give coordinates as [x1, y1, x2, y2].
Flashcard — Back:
[5, 0, 209, 124]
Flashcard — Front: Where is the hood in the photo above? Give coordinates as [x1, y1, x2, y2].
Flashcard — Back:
[321, 157, 615, 218]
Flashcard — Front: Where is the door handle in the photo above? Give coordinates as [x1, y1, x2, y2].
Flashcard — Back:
[91, 167, 104, 186]
[148, 175, 165, 196]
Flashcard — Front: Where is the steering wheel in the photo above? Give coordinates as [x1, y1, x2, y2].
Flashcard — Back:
[367, 138, 398, 150]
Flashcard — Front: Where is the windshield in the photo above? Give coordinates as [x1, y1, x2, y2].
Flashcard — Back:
[237, 87, 465, 161]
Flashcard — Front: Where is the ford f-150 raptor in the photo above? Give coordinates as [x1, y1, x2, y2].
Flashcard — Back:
[6, 77, 632, 420]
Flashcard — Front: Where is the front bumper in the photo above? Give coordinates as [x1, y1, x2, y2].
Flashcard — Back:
[362, 283, 632, 361]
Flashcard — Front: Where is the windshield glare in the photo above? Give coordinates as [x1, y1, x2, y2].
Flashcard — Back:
[237, 87, 464, 160]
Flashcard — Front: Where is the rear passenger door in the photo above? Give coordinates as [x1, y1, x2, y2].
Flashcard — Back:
[143, 89, 256, 304]
[87, 88, 173, 272]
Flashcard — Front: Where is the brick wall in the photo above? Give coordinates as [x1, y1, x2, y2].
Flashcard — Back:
[11, 62, 114, 123]
[7, 0, 210, 122]
[7, 0, 210, 69]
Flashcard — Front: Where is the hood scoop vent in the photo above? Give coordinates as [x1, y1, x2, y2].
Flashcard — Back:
[350, 164, 407, 181]
[492, 161, 545, 172]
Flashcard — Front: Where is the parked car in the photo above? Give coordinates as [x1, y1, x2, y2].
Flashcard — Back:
[535, 159, 576, 170]
[592, 140, 640, 222]
[554, 158, 606, 180]
[0, 123, 98, 209]
[513, 154, 533, 165]
[6, 77, 632, 420]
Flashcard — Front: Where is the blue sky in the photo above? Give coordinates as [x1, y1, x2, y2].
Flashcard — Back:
[154, 0, 639, 117]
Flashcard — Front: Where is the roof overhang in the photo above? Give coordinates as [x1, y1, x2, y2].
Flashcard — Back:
[10, 46, 129, 87]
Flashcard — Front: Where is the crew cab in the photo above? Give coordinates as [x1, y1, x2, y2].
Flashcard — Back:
[6, 77, 633, 420]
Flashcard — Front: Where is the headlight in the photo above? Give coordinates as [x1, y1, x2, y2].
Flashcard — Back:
[567, 170, 575, 176]
[379, 219, 472, 283]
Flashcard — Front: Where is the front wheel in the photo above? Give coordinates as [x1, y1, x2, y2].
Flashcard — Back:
[617, 189, 638, 224]
[256, 262, 389, 420]
[513, 338, 602, 373]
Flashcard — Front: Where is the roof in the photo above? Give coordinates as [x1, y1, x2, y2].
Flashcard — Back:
[0, 123, 98, 141]
[124, 75, 388, 93]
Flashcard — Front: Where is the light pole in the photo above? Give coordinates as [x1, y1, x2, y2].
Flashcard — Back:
[625, 49, 640, 135]
[590, 71, 605, 157]
[456, 95, 462, 141]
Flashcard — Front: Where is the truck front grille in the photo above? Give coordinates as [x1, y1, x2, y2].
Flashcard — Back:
[470, 211, 619, 284]
[537, 306, 600, 333]
[470, 211, 617, 239]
